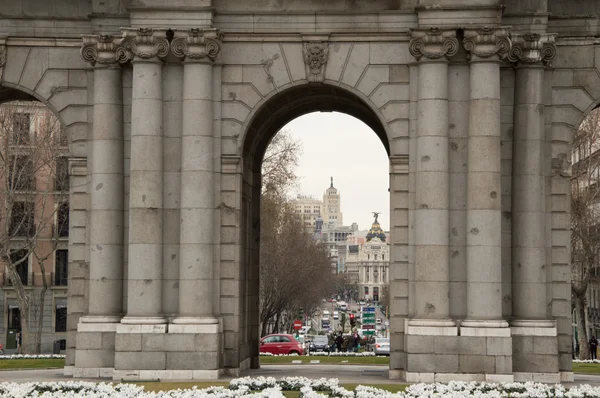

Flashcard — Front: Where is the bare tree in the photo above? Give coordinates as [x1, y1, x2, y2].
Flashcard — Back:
[259, 130, 335, 336]
[0, 101, 69, 353]
[571, 108, 600, 359]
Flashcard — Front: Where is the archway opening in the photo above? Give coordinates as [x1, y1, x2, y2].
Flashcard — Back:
[0, 97, 70, 355]
[236, 84, 393, 370]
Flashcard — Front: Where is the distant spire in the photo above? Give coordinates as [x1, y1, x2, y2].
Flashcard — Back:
[330, 176, 333, 188]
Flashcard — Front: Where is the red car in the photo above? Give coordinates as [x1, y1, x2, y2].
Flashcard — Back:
[260, 334, 305, 355]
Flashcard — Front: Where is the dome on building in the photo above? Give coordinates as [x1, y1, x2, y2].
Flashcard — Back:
[366, 212, 386, 242]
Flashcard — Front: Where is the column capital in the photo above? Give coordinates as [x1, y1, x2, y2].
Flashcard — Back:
[409, 27, 458, 61]
[507, 33, 557, 66]
[171, 28, 222, 62]
[120, 28, 170, 63]
[80, 35, 122, 66]
[463, 26, 512, 61]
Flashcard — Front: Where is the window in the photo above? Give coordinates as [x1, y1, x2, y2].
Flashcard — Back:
[279, 336, 291, 342]
[8, 155, 35, 191]
[264, 336, 278, 343]
[7, 305, 21, 330]
[12, 113, 30, 145]
[364, 286, 369, 296]
[9, 201, 35, 237]
[382, 254, 385, 261]
[54, 250, 68, 286]
[375, 254, 378, 261]
[8, 250, 29, 285]
[56, 201, 69, 238]
[55, 304, 67, 332]
[55, 157, 69, 192]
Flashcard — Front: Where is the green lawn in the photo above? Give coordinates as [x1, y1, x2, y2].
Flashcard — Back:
[0, 358, 65, 370]
[572, 362, 600, 375]
[260, 356, 390, 365]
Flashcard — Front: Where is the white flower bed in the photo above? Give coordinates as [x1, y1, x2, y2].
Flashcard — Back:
[6, 378, 600, 397]
[0, 354, 65, 360]
[573, 359, 600, 363]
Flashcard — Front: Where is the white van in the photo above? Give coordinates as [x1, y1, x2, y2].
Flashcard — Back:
[337, 302, 348, 311]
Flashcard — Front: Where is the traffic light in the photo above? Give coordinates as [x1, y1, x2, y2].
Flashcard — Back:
[299, 307, 304, 319]
[349, 313, 356, 328]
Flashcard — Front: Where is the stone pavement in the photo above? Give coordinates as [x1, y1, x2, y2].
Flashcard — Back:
[0, 366, 599, 387]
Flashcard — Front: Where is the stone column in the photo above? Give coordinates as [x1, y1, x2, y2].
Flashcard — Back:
[171, 29, 222, 329]
[120, 28, 169, 324]
[408, 28, 458, 326]
[508, 33, 559, 381]
[509, 34, 557, 322]
[75, 35, 124, 375]
[462, 27, 511, 331]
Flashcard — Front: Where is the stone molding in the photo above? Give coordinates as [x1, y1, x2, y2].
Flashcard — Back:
[463, 26, 511, 60]
[171, 28, 222, 62]
[0, 40, 6, 68]
[508, 33, 557, 66]
[408, 27, 459, 61]
[303, 41, 328, 82]
[69, 157, 87, 177]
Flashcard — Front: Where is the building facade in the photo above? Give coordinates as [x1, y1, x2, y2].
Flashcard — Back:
[0, 0, 594, 384]
[0, 101, 69, 353]
[345, 217, 390, 302]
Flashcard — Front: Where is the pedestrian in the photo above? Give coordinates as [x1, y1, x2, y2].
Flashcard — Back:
[327, 333, 335, 353]
[346, 334, 355, 352]
[353, 332, 359, 353]
[16, 331, 21, 354]
[335, 333, 343, 352]
[590, 335, 598, 360]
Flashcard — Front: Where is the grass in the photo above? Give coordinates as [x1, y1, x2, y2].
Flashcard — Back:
[0, 358, 65, 370]
[259, 356, 390, 365]
[572, 362, 600, 375]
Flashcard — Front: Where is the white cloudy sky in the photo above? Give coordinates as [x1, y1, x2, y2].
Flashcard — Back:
[281, 112, 390, 231]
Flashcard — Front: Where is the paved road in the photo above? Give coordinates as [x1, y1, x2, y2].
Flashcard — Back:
[2, 366, 600, 386]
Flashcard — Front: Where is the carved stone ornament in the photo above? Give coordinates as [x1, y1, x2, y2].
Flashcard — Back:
[463, 27, 512, 60]
[508, 33, 557, 66]
[80, 35, 121, 66]
[409, 28, 459, 61]
[119, 28, 170, 62]
[303, 41, 328, 83]
[171, 28, 222, 61]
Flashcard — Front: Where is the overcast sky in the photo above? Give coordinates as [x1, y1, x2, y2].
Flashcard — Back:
[281, 112, 390, 231]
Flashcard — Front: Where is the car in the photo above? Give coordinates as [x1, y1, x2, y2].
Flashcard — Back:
[323, 310, 330, 316]
[260, 334, 305, 355]
[376, 318, 382, 325]
[359, 301, 366, 305]
[373, 337, 390, 356]
[299, 325, 311, 335]
[308, 335, 330, 353]
[333, 311, 339, 320]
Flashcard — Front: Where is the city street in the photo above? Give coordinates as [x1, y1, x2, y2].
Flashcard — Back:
[0, 366, 599, 387]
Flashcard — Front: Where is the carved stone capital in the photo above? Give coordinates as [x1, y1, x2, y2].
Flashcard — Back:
[408, 28, 459, 61]
[81, 35, 122, 66]
[463, 26, 512, 60]
[171, 28, 222, 62]
[303, 41, 328, 83]
[120, 28, 170, 62]
[508, 33, 557, 66]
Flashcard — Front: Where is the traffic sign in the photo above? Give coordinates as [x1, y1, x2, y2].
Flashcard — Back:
[363, 330, 375, 335]
[293, 320, 302, 330]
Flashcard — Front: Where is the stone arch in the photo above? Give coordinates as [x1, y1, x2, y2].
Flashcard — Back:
[1, 45, 90, 158]
[240, 82, 393, 171]
[220, 79, 407, 372]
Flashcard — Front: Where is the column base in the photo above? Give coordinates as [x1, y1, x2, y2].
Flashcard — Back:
[75, 319, 119, 372]
[461, 320, 511, 337]
[406, 318, 458, 336]
[73, 367, 114, 379]
[510, 319, 559, 375]
[170, 316, 221, 333]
